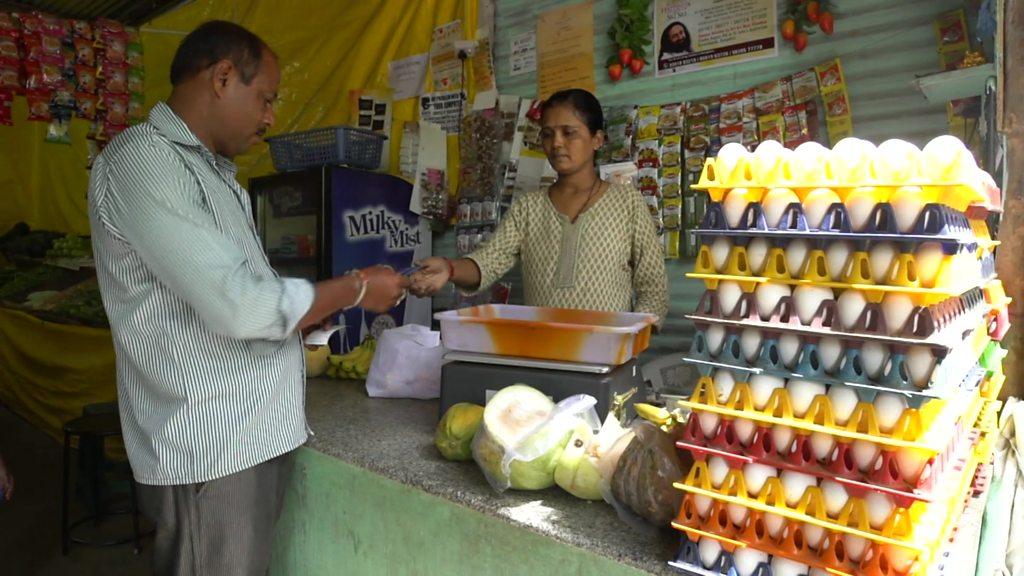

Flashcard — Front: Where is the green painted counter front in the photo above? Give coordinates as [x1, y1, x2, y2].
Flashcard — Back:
[270, 448, 648, 576]
[265, 379, 678, 575]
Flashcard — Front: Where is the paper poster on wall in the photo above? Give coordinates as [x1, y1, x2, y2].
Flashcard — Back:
[654, 0, 777, 78]
[419, 91, 466, 133]
[536, 2, 595, 99]
[471, 37, 498, 110]
[388, 54, 428, 101]
[430, 20, 463, 91]
[510, 31, 537, 76]
[348, 89, 393, 170]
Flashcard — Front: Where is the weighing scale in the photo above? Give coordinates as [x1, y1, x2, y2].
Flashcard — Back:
[438, 351, 646, 420]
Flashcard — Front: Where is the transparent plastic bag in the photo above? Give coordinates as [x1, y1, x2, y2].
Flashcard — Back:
[606, 421, 693, 528]
[472, 393, 600, 493]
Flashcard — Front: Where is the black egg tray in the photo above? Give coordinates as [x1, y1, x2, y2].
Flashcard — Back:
[698, 201, 978, 253]
[684, 329, 987, 402]
[689, 288, 987, 350]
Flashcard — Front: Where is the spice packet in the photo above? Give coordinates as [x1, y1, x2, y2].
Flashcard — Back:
[638, 167, 660, 197]
[76, 90, 97, 119]
[26, 89, 52, 121]
[661, 134, 681, 168]
[0, 89, 12, 126]
[791, 69, 819, 103]
[637, 105, 661, 140]
[636, 139, 661, 169]
[815, 59, 845, 94]
[755, 79, 784, 115]
[758, 113, 784, 143]
[658, 103, 683, 135]
[663, 197, 682, 230]
[823, 90, 850, 118]
[661, 166, 681, 199]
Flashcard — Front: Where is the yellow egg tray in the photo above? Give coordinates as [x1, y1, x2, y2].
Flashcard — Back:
[673, 447, 983, 558]
[692, 245, 991, 305]
[677, 376, 985, 454]
[692, 157, 993, 212]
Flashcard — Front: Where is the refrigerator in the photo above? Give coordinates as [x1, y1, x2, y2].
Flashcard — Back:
[249, 166, 432, 352]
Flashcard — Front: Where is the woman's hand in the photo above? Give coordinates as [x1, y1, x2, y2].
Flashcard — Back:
[409, 257, 451, 297]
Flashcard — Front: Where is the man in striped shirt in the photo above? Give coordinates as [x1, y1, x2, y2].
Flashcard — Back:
[88, 20, 408, 575]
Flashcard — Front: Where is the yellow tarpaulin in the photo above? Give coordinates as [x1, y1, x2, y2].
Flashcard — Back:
[0, 308, 116, 440]
[0, 0, 477, 437]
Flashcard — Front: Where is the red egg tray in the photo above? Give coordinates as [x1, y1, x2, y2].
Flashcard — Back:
[675, 411, 978, 497]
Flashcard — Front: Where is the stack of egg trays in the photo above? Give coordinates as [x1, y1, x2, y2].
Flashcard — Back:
[671, 167, 1006, 576]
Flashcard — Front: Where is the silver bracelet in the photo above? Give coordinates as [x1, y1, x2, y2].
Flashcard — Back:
[342, 271, 368, 311]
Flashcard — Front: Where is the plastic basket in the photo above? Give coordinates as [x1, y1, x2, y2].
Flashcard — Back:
[267, 125, 386, 171]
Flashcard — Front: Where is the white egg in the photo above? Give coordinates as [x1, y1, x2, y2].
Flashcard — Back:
[913, 241, 942, 286]
[832, 137, 875, 181]
[860, 342, 889, 380]
[716, 142, 750, 179]
[890, 186, 927, 233]
[873, 392, 908, 434]
[803, 524, 826, 550]
[793, 141, 831, 183]
[826, 241, 853, 280]
[698, 537, 723, 569]
[727, 503, 750, 526]
[784, 239, 810, 278]
[694, 494, 713, 518]
[793, 285, 835, 325]
[765, 513, 786, 539]
[821, 480, 850, 517]
[881, 293, 916, 335]
[810, 433, 836, 461]
[710, 237, 732, 272]
[896, 448, 929, 484]
[746, 238, 770, 274]
[699, 413, 721, 439]
[755, 283, 791, 320]
[763, 188, 801, 229]
[883, 545, 919, 573]
[865, 491, 895, 529]
[779, 334, 803, 368]
[905, 346, 936, 388]
[724, 188, 758, 229]
[740, 328, 763, 363]
[921, 134, 977, 182]
[819, 337, 844, 374]
[779, 470, 817, 507]
[837, 290, 868, 330]
[743, 462, 778, 497]
[874, 139, 921, 184]
[753, 139, 787, 181]
[845, 187, 880, 231]
[852, 440, 881, 472]
[734, 418, 757, 446]
[771, 556, 809, 576]
[750, 375, 786, 410]
[803, 188, 842, 229]
[718, 281, 745, 316]
[706, 325, 727, 356]
[787, 380, 827, 417]
[843, 534, 870, 562]
[869, 242, 897, 283]
[732, 547, 769, 576]
[713, 369, 737, 403]
[773, 426, 796, 456]
[708, 456, 730, 487]
[827, 386, 861, 426]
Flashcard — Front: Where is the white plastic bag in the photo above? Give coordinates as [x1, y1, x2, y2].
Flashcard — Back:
[365, 324, 445, 399]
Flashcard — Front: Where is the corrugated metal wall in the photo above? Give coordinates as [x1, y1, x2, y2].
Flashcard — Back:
[482, 0, 964, 359]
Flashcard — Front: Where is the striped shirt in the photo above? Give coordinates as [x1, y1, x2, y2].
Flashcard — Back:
[88, 102, 314, 486]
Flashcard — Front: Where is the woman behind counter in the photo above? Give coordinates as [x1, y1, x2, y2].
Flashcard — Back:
[410, 89, 669, 325]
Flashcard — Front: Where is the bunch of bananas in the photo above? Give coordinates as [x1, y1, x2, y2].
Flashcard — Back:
[325, 338, 376, 380]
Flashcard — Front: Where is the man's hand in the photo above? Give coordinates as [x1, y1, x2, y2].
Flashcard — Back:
[360, 266, 410, 312]
[301, 319, 333, 351]
[409, 257, 450, 298]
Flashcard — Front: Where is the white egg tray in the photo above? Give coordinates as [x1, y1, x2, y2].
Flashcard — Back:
[684, 327, 989, 399]
[688, 287, 988, 350]
[698, 201, 980, 249]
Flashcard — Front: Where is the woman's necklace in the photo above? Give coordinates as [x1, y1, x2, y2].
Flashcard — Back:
[562, 175, 602, 223]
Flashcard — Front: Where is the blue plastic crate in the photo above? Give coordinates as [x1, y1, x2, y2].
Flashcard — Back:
[267, 125, 386, 171]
